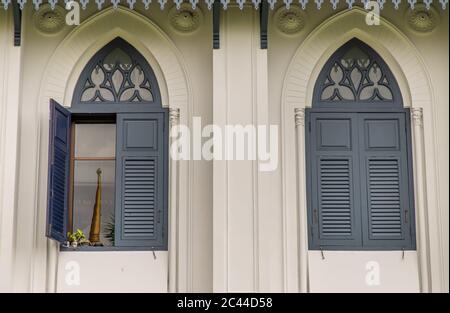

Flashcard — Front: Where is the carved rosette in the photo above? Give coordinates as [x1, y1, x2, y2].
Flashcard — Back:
[294, 108, 305, 127]
[274, 5, 306, 35]
[33, 4, 65, 35]
[169, 3, 203, 34]
[411, 108, 424, 127]
[406, 4, 440, 33]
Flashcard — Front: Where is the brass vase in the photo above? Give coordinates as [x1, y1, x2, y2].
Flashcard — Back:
[89, 168, 102, 245]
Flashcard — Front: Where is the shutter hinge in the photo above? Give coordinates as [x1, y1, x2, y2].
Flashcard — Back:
[49, 164, 54, 199]
[157, 209, 162, 223]
[313, 208, 318, 224]
[404, 209, 409, 224]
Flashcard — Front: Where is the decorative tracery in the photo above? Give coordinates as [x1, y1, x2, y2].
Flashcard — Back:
[73, 38, 160, 105]
[313, 39, 402, 107]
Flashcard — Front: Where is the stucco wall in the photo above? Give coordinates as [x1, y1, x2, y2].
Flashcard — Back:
[0, 3, 448, 293]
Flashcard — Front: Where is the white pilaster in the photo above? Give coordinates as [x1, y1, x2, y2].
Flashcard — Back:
[410, 108, 432, 293]
[0, 10, 22, 293]
[168, 107, 180, 292]
[294, 108, 309, 293]
[213, 6, 274, 292]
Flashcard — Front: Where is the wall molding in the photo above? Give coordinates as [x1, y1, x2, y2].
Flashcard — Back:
[0, 10, 22, 292]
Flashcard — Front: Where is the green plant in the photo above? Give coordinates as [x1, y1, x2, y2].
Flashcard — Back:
[67, 229, 87, 244]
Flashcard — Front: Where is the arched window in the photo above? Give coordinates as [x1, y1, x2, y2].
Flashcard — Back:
[306, 39, 415, 251]
[46, 38, 168, 251]
[313, 38, 403, 108]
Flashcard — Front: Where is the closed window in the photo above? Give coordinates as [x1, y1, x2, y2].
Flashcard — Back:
[46, 38, 168, 250]
[306, 39, 416, 250]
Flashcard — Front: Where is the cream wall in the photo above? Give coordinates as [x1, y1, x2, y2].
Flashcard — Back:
[0, 3, 448, 293]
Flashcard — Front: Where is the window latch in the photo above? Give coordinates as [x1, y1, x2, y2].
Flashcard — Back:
[320, 247, 325, 260]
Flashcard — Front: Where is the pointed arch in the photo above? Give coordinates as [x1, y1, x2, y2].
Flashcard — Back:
[72, 37, 162, 108]
[313, 38, 403, 108]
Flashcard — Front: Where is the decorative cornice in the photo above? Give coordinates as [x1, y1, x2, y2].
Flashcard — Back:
[294, 108, 305, 127]
[1, 0, 448, 11]
[411, 108, 423, 126]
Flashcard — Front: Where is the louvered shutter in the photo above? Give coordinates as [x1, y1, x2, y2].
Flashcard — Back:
[308, 113, 362, 249]
[115, 113, 168, 249]
[46, 99, 71, 242]
[358, 113, 415, 249]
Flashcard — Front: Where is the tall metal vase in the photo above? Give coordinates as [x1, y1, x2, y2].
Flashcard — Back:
[89, 168, 102, 245]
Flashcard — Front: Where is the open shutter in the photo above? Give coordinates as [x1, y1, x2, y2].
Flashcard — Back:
[115, 112, 168, 249]
[46, 99, 71, 242]
[308, 113, 362, 249]
[358, 113, 415, 249]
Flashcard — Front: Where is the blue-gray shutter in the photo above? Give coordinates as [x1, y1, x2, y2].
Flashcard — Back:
[308, 113, 362, 249]
[46, 99, 71, 243]
[115, 112, 168, 249]
[358, 113, 415, 249]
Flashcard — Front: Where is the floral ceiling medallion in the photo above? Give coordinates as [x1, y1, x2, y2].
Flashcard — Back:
[169, 2, 203, 34]
[33, 3, 65, 35]
[274, 5, 306, 35]
[406, 3, 440, 33]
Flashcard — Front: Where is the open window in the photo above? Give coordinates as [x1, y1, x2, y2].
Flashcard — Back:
[46, 38, 168, 250]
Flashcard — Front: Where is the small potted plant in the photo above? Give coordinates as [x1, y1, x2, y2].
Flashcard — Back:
[66, 229, 89, 248]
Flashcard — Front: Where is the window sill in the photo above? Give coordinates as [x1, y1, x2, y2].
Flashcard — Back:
[59, 245, 166, 252]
